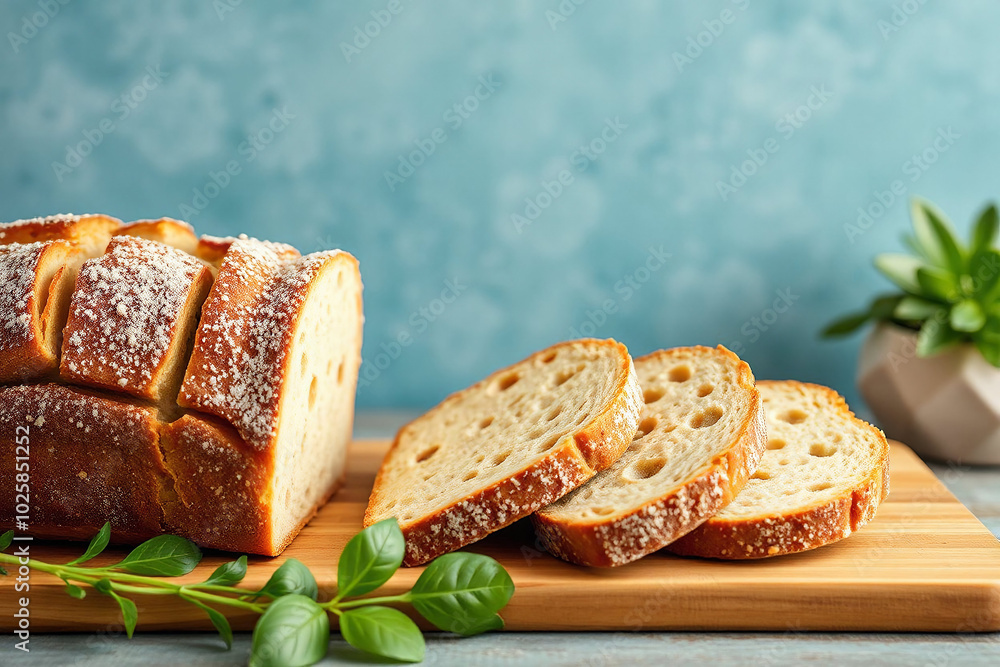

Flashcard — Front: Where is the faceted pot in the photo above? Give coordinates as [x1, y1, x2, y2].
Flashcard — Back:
[858, 323, 1000, 465]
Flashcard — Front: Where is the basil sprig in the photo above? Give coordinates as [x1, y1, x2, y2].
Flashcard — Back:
[0, 518, 515, 664]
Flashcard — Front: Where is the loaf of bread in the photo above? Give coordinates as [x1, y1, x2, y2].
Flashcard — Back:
[0, 214, 363, 556]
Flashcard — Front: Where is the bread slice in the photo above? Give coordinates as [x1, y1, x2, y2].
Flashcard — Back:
[669, 381, 890, 559]
[179, 240, 364, 552]
[0, 241, 85, 383]
[60, 235, 213, 405]
[115, 218, 199, 255]
[532, 346, 766, 567]
[0, 213, 121, 257]
[365, 338, 643, 566]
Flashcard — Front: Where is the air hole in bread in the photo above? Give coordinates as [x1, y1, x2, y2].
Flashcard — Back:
[752, 470, 771, 480]
[634, 416, 658, 440]
[778, 459, 789, 466]
[475, 454, 485, 464]
[690, 406, 723, 429]
[300, 352, 308, 375]
[767, 438, 786, 450]
[626, 457, 667, 480]
[643, 387, 665, 404]
[554, 368, 577, 387]
[539, 434, 560, 452]
[463, 471, 478, 482]
[337, 361, 345, 384]
[479, 416, 495, 429]
[780, 409, 808, 424]
[308, 376, 318, 409]
[541, 351, 557, 364]
[416, 445, 440, 463]
[575, 413, 588, 426]
[592, 507, 615, 516]
[337, 271, 344, 286]
[697, 383, 714, 397]
[809, 443, 837, 457]
[669, 366, 692, 382]
[492, 450, 512, 466]
[497, 373, 520, 391]
[546, 406, 562, 421]
[809, 482, 833, 492]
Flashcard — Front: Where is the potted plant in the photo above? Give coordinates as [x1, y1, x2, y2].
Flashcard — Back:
[824, 197, 1000, 464]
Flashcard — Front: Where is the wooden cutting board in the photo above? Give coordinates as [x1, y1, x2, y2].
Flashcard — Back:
[3, 440, 999, 633]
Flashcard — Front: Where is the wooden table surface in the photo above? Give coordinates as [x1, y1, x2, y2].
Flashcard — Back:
[15, 413, 1000, 666]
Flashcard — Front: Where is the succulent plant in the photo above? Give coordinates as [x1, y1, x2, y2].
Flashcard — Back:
[824, 197, 1000, 366]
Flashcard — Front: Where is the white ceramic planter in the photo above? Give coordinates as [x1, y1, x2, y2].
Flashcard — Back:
[858, 323, 1000, 464]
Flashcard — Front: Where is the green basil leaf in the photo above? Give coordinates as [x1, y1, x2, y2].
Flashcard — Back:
[971, 203, 998, 253]
[250, 594, 329, 667]
[911, 198, 965, 273]
[951, 300, 986, 333]
[339, 606, 425, 663]
[202, 555, 247, 587]
[67, 522, 111, 566]
[189, 599, 233, 649]
[256, 558, 318, 601]
[93, 577, 113, 594]
[0, 530, 13, 552]
[337, 518, 404, 599]
[410, 552, 514, 636]
[874, 254, 925, 294]
[895, 296, 945, 321]
[65, 582, 87, 599]
[116, 535, 201, 576]
[916, 266, 959, 302]
[916, 318, 963, 357]
[110, 592, 138, 638]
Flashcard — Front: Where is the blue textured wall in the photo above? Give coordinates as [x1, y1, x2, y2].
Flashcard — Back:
[1, 1, 997, 410]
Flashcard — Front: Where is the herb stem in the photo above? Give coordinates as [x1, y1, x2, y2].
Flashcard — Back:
[0, 554, 267, 614]
[330, 592, 412, 610]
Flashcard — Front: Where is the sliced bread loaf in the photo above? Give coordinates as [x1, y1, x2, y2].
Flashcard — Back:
[365, 338, 643, 566]
[0, 240, 85, 383]
[532, 346, 766, 567]
[669, 380, 890, 559]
